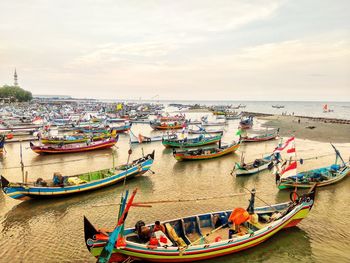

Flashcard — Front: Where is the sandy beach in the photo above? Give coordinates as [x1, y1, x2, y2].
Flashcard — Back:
[260, 115, 350, 143]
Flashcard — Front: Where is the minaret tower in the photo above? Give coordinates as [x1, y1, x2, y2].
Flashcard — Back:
[14, 68, 18, 86]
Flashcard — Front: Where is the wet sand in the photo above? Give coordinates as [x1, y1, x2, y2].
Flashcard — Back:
[260, 115, 350, 143]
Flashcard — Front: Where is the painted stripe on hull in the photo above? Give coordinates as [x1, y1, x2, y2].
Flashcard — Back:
[4, 161, 153, 199]
[174, 145, 239, 161]
[89, 205, 311, 262]
[31, 142, 116, 154]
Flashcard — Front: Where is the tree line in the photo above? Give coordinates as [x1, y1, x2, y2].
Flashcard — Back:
[0, 85, 32, 102]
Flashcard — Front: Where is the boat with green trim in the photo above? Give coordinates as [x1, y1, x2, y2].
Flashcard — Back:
[274, 138, 350, 189]
[84, 186, 316, 262]
[173, 141, 240, 161]
[0, 151, 155, 200]
[162, 134, 222, 148]
[40, 132, 113, 144]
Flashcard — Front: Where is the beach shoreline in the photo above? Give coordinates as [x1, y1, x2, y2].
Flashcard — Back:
[258, 115, 350, 143]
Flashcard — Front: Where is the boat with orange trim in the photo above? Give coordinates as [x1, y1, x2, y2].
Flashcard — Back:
[150, 121, 184, 130]
[84, 186, 316, 262]
[29, 135, 118, 154]
[173, 141, 240, 161]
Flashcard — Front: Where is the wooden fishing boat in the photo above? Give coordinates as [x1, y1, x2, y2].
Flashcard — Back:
[212, 111, 226, 115]
[187, 127, 224, 134]
[173, 141, 240, 161]
[84, 186, 316, 262]
[240, 129, 279, 143]
[225, 113, 241, 120]
[1, 151, 155, 200]
[129, 130, 177, 144]
[110, 123, 132, 133]
[40, 132, 112, 144]
[278, 164, 350, 190]
[162, 134, 222, 148]
[201, 121, 226, 126]
[239, 117, 253, 129]
[274, 138, 349, 189]
[150, 121, 184, 130]
[30, 136, 119, 154]
[234, 156, 272, 176]
[157, 115, 185, 122]
[272, 105, 285, 109]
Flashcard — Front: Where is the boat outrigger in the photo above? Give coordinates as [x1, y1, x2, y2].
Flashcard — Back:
[84, 186, 316, 262]
[1, 151, 155, 200]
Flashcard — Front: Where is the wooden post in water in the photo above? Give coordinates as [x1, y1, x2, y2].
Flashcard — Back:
[20, 141, 25, 183]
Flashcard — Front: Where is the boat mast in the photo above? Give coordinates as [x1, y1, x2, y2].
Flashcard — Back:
[331, 144, 346, 166]
[247, 188, 256, 214]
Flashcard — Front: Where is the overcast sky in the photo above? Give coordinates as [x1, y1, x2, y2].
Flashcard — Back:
[0, 0, 349, 101]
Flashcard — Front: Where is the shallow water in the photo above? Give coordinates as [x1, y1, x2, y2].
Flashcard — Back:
[0, 118, 350, 262]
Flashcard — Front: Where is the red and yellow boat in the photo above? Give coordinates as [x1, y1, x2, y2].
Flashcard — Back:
[30, 136, 118, 154]
[84, 186, 316, 262]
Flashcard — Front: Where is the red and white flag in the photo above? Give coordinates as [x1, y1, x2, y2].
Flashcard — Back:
[273, 137, 295, 154]
[280, 161, 297, 179]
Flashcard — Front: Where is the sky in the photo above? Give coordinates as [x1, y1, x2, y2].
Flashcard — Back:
[0, 0, 349, 101]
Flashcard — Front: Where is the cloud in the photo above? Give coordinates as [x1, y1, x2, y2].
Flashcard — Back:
[0, 0, 349, 100]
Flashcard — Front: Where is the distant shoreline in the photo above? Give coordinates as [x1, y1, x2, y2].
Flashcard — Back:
[257, 114, 350, 143]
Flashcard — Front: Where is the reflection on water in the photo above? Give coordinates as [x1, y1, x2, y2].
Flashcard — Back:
[204, 228, 313, 263]
[0, 119, 350, 262]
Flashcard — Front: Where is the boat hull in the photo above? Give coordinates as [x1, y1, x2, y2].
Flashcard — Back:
[1, 152, 155, 200]
[174, 143, 239, 161]
[85, 188, 315, 262]
[30, 136, 118, 154]
[278, 165, 350, 190]
[162, 135, 222, 148]
[240, 134, 277, 143]
[235, 162, 270, 176]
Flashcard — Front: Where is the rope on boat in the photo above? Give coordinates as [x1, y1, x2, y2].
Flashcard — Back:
[243, 186, 278, 212]
[91, 192, 256, 208]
